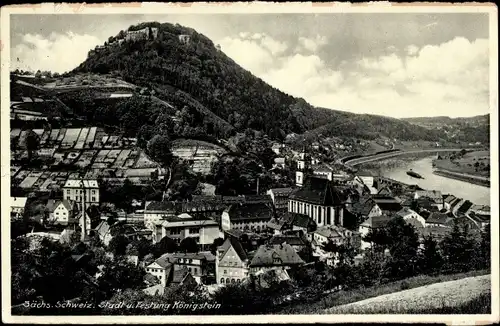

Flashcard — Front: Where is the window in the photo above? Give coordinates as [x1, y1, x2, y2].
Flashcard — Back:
[237, 279, 241, 283]
[170, 228, 181, 235]
[226, 278, 230, 283]
[92, 190, 96, 194]
[221, 278, 225, 284]
[231, 279, 235, 284]
[224, 269, 227, 274]
[91, 197, 96, 202]
[188, 227, 200, 234]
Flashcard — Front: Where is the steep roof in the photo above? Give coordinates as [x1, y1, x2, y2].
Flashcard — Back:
[63, 179, 99, 188]
[371, 215, 393, 228]
[282, 212, 315, 229]
[157, 252, 216, 263]
[426, 212, 449, 225]
[268, 187, 294, 197]
[457, 200, 474, 214]
[95, 221, 111, 238]
[269, 234, 308, 246]
[395, 207, 419, 218]
[350, 197, 376, 216]
[372, 196, 402, 212]
[450, 198, 464, 210]
[289, 177, 344, 206]
[145, 201, 181, 212]
[444, 195, 457, 204]
[10, 196, 28, 208]
[267, 217, 286, 231]
[249, 243, 304, 267]
[218, 237, 248, 261]
[171, 267, 191, 284]
[226, 202, 274, 221]
[314, 225, 352, 239]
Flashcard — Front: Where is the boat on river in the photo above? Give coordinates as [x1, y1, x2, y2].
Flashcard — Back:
[407, 169, 424, 179]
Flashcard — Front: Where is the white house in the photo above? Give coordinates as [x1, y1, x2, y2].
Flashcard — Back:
[10, 197, 28, 217]
[395, 207, 426, 228]
[46, 199, 76, 225]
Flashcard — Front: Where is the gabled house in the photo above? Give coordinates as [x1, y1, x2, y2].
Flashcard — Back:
[249, 243, 305, 275]
[450, 198, 465, 215]
[456, 200, 474, 216]
[371, 195, 403, 215]
[145, 255, 173, 287]
[11, 196, 28, 218]
[349, 197, 382, 219]
[425, 212, 452, 228]
[414, 190, 444, 210]
[288, 177, 346, 227]
[154, 252, 216, 284]
[94, 220, 113, 246]
[377, 186, 393, 197]
[269, 234, 309, 253]
[46, 199, 77, 225]
[443, 195, 458, 211]
[216, 237, 249, 285]
[395, 207, 426, 228]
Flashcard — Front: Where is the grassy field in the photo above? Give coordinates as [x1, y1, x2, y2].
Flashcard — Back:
[323, 274, 490, 314]
[277, 269, 489, 314]
[434, 150, 490, 177]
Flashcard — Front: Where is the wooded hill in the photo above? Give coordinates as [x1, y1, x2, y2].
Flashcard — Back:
[69, 21, 453, 142]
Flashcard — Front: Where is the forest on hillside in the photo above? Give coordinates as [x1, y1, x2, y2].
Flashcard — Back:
[73, 21, 455, 143]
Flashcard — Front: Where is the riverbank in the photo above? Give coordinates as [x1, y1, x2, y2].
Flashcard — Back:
[433, 169, 490, 188]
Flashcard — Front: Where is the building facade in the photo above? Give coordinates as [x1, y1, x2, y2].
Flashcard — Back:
[63, 179, 99, 211]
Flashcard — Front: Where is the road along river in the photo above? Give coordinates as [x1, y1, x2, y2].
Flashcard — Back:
[380, 157, 490, 206]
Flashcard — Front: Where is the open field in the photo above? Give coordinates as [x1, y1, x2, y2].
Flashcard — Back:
[323, 274, 490, 314]
[434, 150, 490, 177]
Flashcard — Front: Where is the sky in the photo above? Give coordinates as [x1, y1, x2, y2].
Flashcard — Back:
[10, 13, 491, 118]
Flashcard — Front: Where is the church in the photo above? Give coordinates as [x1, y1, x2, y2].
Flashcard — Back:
[288, 150, 347, 227]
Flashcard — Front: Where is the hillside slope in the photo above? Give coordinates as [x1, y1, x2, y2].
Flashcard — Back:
[324, 274, 490, 314]
[71, 21, 447, 142]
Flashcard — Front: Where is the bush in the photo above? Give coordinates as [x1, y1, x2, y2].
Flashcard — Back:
[400, 280, 410, 290]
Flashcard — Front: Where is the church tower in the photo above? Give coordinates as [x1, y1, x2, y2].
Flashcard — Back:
[295, 148, 311, 187]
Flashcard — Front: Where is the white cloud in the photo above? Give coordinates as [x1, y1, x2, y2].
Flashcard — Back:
[220, 33, 489, 118]
[11, 32, 103, 74]
[298, 35, 328, 52]
[406, 44, 419, 56]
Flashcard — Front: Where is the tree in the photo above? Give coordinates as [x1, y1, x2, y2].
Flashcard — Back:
[98, 258, 145, 299]
[210, 237, 225, 255]
[440, 219, 478, 273]
[418, 236, 443, 275]
[108, 234, 130, 257]
[385, 217, 420, 279]
[154, 236, 179, 257]
[22, 129, 40, 162]
[179, 237, 199, 253]
[478, 223, 490, 270]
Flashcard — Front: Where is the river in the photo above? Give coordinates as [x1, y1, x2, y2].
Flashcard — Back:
[380, 157, 490, 206]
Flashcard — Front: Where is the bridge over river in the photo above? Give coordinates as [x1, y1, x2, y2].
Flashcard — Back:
[343, 148, 479, 167]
